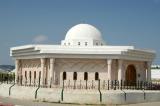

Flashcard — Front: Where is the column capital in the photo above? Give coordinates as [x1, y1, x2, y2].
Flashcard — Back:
[50, 58, 55, 64]
[40, 58, 45, 64]
[15, 59, 19, 64]
[107, 59, 112, 65]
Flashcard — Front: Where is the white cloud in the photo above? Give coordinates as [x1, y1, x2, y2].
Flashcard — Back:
[32, 35, 48, 44]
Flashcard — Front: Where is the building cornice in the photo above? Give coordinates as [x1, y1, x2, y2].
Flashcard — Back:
[10, 44, 155, 61]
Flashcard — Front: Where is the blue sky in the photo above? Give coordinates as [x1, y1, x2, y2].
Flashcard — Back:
[0, 0, 160, 65]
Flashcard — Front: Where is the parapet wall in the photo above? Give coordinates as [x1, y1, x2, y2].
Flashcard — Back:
[1, 84, 160, 105]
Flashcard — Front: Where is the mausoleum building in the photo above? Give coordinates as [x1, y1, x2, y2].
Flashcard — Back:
[10, 24, 155, 87]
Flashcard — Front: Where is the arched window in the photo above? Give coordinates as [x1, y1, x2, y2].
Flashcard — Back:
[29, 71, 32, 84]
[34, 71, 36, 79]
[39, 71, 41, 79]
[84, 72, 88, 80]
[29, 71, 31, 79]
[95, 72, 99, 80]
[63, 72, 67, 80]
[85, 42, 88, 46]
[78, 42, 80, 45]
[73, 72, 77, 80]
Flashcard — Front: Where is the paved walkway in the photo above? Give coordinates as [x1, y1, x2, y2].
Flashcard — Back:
[121, 102, 160, 106]
[1, 96, 160, 106]
[0, 96, 89, 106]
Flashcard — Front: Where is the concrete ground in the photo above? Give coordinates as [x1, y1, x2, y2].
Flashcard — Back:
[1, 96, 160, 106]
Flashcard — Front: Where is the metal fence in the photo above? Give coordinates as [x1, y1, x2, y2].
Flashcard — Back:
[1, 73, 160, 90]
[62, 80, 160, 90]
[0, 73, 15, 84]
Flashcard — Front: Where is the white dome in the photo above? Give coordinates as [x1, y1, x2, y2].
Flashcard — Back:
[65, 24, 102, 41]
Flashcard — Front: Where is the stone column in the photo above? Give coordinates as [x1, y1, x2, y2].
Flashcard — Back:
[118, 60, 124, 82]
[147, 62, 151, 82]
[15, 59, 19, 83]
[107, 59, 112, 80]
[40, 58, 45, 85]
[19, 60, 22, 85]
[49, 58, 55, 86]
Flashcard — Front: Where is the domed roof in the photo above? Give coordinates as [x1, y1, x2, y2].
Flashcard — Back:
[65, 24, 102, 41]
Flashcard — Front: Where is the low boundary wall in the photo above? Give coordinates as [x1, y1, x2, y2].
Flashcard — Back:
[1, 84, 160, 105]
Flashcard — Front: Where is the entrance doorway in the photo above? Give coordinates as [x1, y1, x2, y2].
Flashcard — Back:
[125, 65, 136, 85]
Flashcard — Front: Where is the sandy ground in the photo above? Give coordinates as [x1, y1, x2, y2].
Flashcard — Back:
[1, 96, 160, 106]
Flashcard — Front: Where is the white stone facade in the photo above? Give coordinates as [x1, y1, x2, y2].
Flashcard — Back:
[15, 58, 149, 86]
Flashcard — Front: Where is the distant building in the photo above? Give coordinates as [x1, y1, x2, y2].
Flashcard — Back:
[151, 65, 160, 80]
[10, 24, 155, 86]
